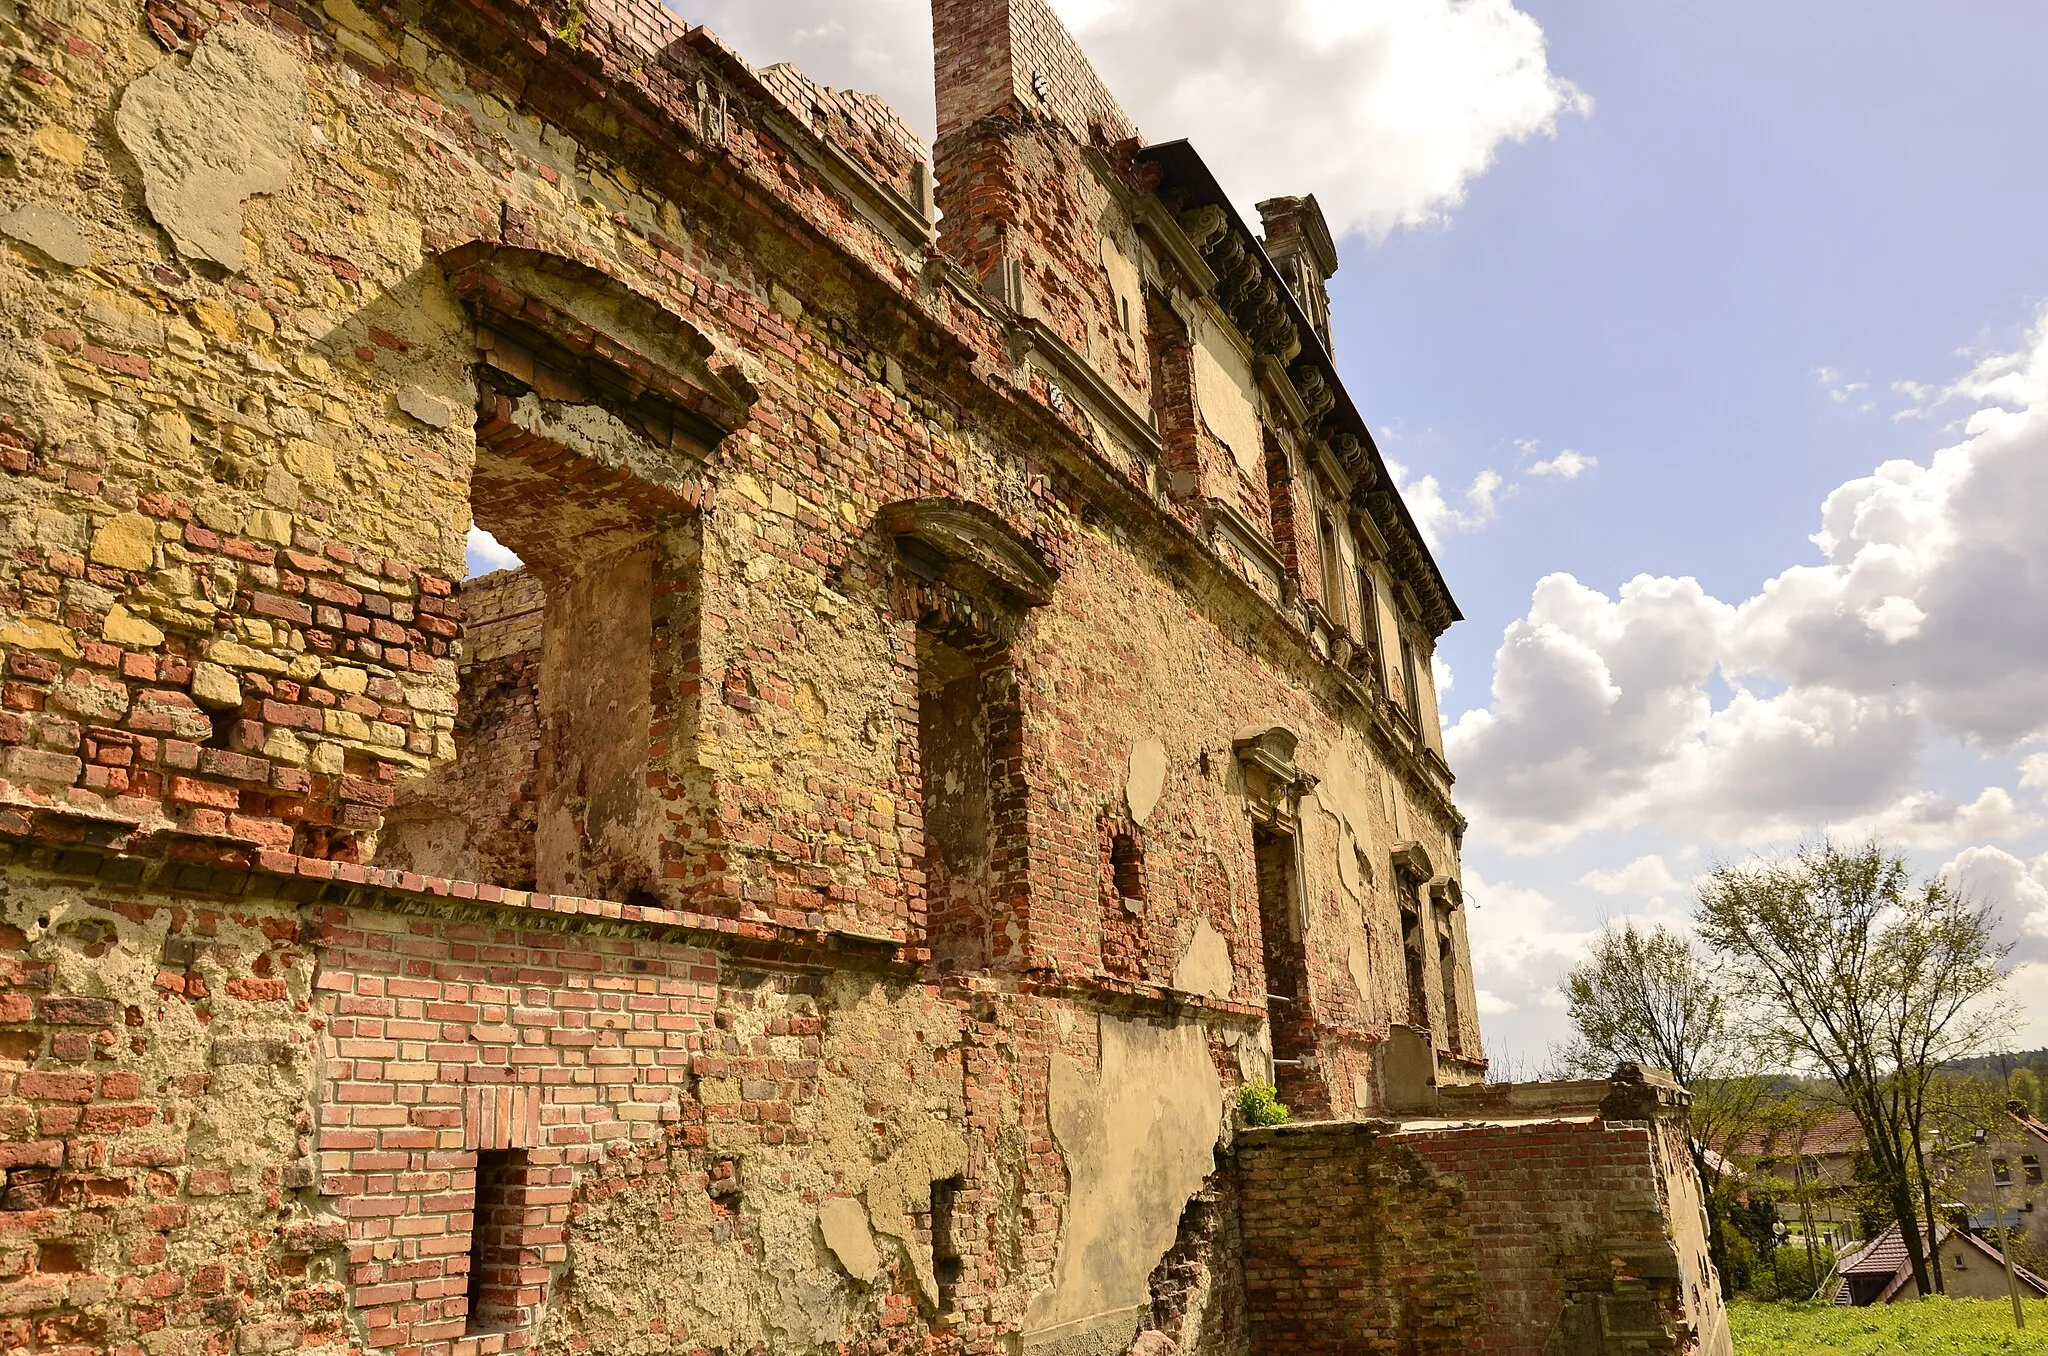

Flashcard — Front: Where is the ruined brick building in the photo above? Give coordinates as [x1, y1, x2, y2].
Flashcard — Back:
[0, 0, 1732, 1350]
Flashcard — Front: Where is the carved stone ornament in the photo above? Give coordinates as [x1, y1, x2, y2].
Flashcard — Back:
[1232, 726, 1318, 829]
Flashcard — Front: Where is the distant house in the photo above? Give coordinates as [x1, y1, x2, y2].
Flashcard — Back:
[1963, 1105, 2048, 1263]
[1832, 1223, 2048, 1306]
[1732, 1108, 1870, 1250]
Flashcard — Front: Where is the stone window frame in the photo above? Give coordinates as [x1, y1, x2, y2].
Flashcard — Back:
[378, 243, 756, 900]
[880, 497, 1059, 971]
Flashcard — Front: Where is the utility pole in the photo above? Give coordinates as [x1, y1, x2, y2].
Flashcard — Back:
[1976, 1127, 2027, 1330]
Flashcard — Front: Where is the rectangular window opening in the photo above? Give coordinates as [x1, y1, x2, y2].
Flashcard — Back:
[932, 1176, 966, 1314]
[466, 1148, 530, 1335]
[1401, 904, 1428, 1032]
[1254, 826, 1312, 1082]
[1317, 513, 1343, 617]
[1437, 928, 1462, 1054]
[1399, 636, 1421, 723]
[918, 633, 994, 973]
[1110, 833, 1145, 903]
[1356, 567, 1382, 659]
[2024, 1155, 2042, 1186]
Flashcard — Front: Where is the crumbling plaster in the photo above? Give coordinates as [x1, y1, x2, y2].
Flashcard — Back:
[1029, 1014, 1225, 1354]
[0, 0, 1586, 1348]
[114, 24, 307, 271]
[1190, 320, 1263, 481]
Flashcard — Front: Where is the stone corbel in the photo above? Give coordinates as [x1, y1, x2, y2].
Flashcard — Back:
[880, 497, 1058, 646]
[1232, 726, 1318, 830]
[1390, 840, 1435, 888]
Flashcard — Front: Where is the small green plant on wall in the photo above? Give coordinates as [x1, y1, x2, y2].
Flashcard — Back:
[1239, 1080, 1291, 1126]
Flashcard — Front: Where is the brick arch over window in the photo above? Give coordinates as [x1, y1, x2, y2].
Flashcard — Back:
[375, 245, 751, 905]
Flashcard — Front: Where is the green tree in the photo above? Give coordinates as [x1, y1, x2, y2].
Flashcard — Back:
[1556, 921, 1772, 1297]
[1696, 841, 2011, 1300]
[2011, 1066, 2045, 1118]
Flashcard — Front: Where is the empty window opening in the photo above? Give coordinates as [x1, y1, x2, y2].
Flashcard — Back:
[466, 1149, 530, 1335]
[932, 1176, 967, 1314]
[1994, 1157, 2013, 1188]
[1110, 833, 1145, 904]
[1401, 904, 1429, 1032]
[2021, 1155, 2041, 1185]
[1437, 927, 1463, 1054]
[1254, 826, 1313, 1096]
[1399, 636, 1422, 723]
[379, 373, 695, 904]
[1317, 513, 1343, 617]
[919, 633, 994, 973]
[1356, 567, 1382, 661]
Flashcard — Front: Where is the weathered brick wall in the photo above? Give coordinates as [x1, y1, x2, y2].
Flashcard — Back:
[0, 0, 1563, 1348]
[933, 0, 1138, 148]
[378, 568, 541, 886]
[0, 843, 1263, 1356]
[0, 0, 1473, 1109]
[1018, 525, 1467, 1112]
[1238, 1084, 1733, 1356]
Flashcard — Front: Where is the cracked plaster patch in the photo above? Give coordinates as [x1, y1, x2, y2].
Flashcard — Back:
[1029, 1015, 1223, 1352]
[863, 1120, 969, 1306]
[1170, 918, 1232, 999]
[1125, 736, 1166, 825]
[818, 1197, 882, 1285]
[115, 24, 307, 270]
[0, 204, 91, 268]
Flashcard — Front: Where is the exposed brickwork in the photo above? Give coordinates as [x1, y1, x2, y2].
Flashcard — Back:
[1237, 1075, 1730, 1355]
[0, 0, 1729, 1350]
[380, 570, 541, 888]
[0, 480, 458, 857]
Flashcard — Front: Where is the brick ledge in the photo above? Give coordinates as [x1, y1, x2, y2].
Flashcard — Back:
[0, 806, 920, 972]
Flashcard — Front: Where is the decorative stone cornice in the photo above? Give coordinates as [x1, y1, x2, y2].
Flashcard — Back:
[440, 242, 757, 449]
[1233, 726, 1319, 831]
[880, 496, 1060, 608]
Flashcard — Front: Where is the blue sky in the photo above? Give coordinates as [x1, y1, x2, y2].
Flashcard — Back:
[1344, 0, 2048, 1065]
[645, 0, 2048, 1069]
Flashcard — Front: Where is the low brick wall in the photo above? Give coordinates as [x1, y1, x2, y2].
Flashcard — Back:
[1237, 1087, 1730, 1355]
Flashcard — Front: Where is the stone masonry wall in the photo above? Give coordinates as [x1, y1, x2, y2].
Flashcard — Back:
[0, 0, 1727, 1351]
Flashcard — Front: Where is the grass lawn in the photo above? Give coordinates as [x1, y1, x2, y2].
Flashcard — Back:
[1732, 1299, 2048, 1353]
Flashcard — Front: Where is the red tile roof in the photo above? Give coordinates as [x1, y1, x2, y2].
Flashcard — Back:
[1733, 1108, 1865, 1160]
[1833, 1221, 2048, 1305]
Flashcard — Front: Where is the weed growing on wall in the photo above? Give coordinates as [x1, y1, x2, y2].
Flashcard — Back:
[1239, 1080, 1291, 1126]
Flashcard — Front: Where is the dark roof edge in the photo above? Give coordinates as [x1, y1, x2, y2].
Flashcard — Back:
[1135, 140, 1462, 629]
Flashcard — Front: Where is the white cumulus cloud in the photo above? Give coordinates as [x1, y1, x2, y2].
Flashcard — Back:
[1578, 855, 1681, 897]
[2022, 751, 2048, 792]
[1939, 846, 2048, 964]
[465, 525, 523, 578]
[1450, 308, 2048, 849]
[1461, 867, 1596, 1016]
[676, 0, 1587, 240]
[1049, 0, 1589, 239]
[1827, 787, 2040, 853]
[1527, 448, 1597, 479]
[1389, 459, 1505, 546]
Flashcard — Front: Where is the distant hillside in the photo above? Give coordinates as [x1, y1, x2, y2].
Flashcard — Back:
[1946, 1049, 2048, 1084]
